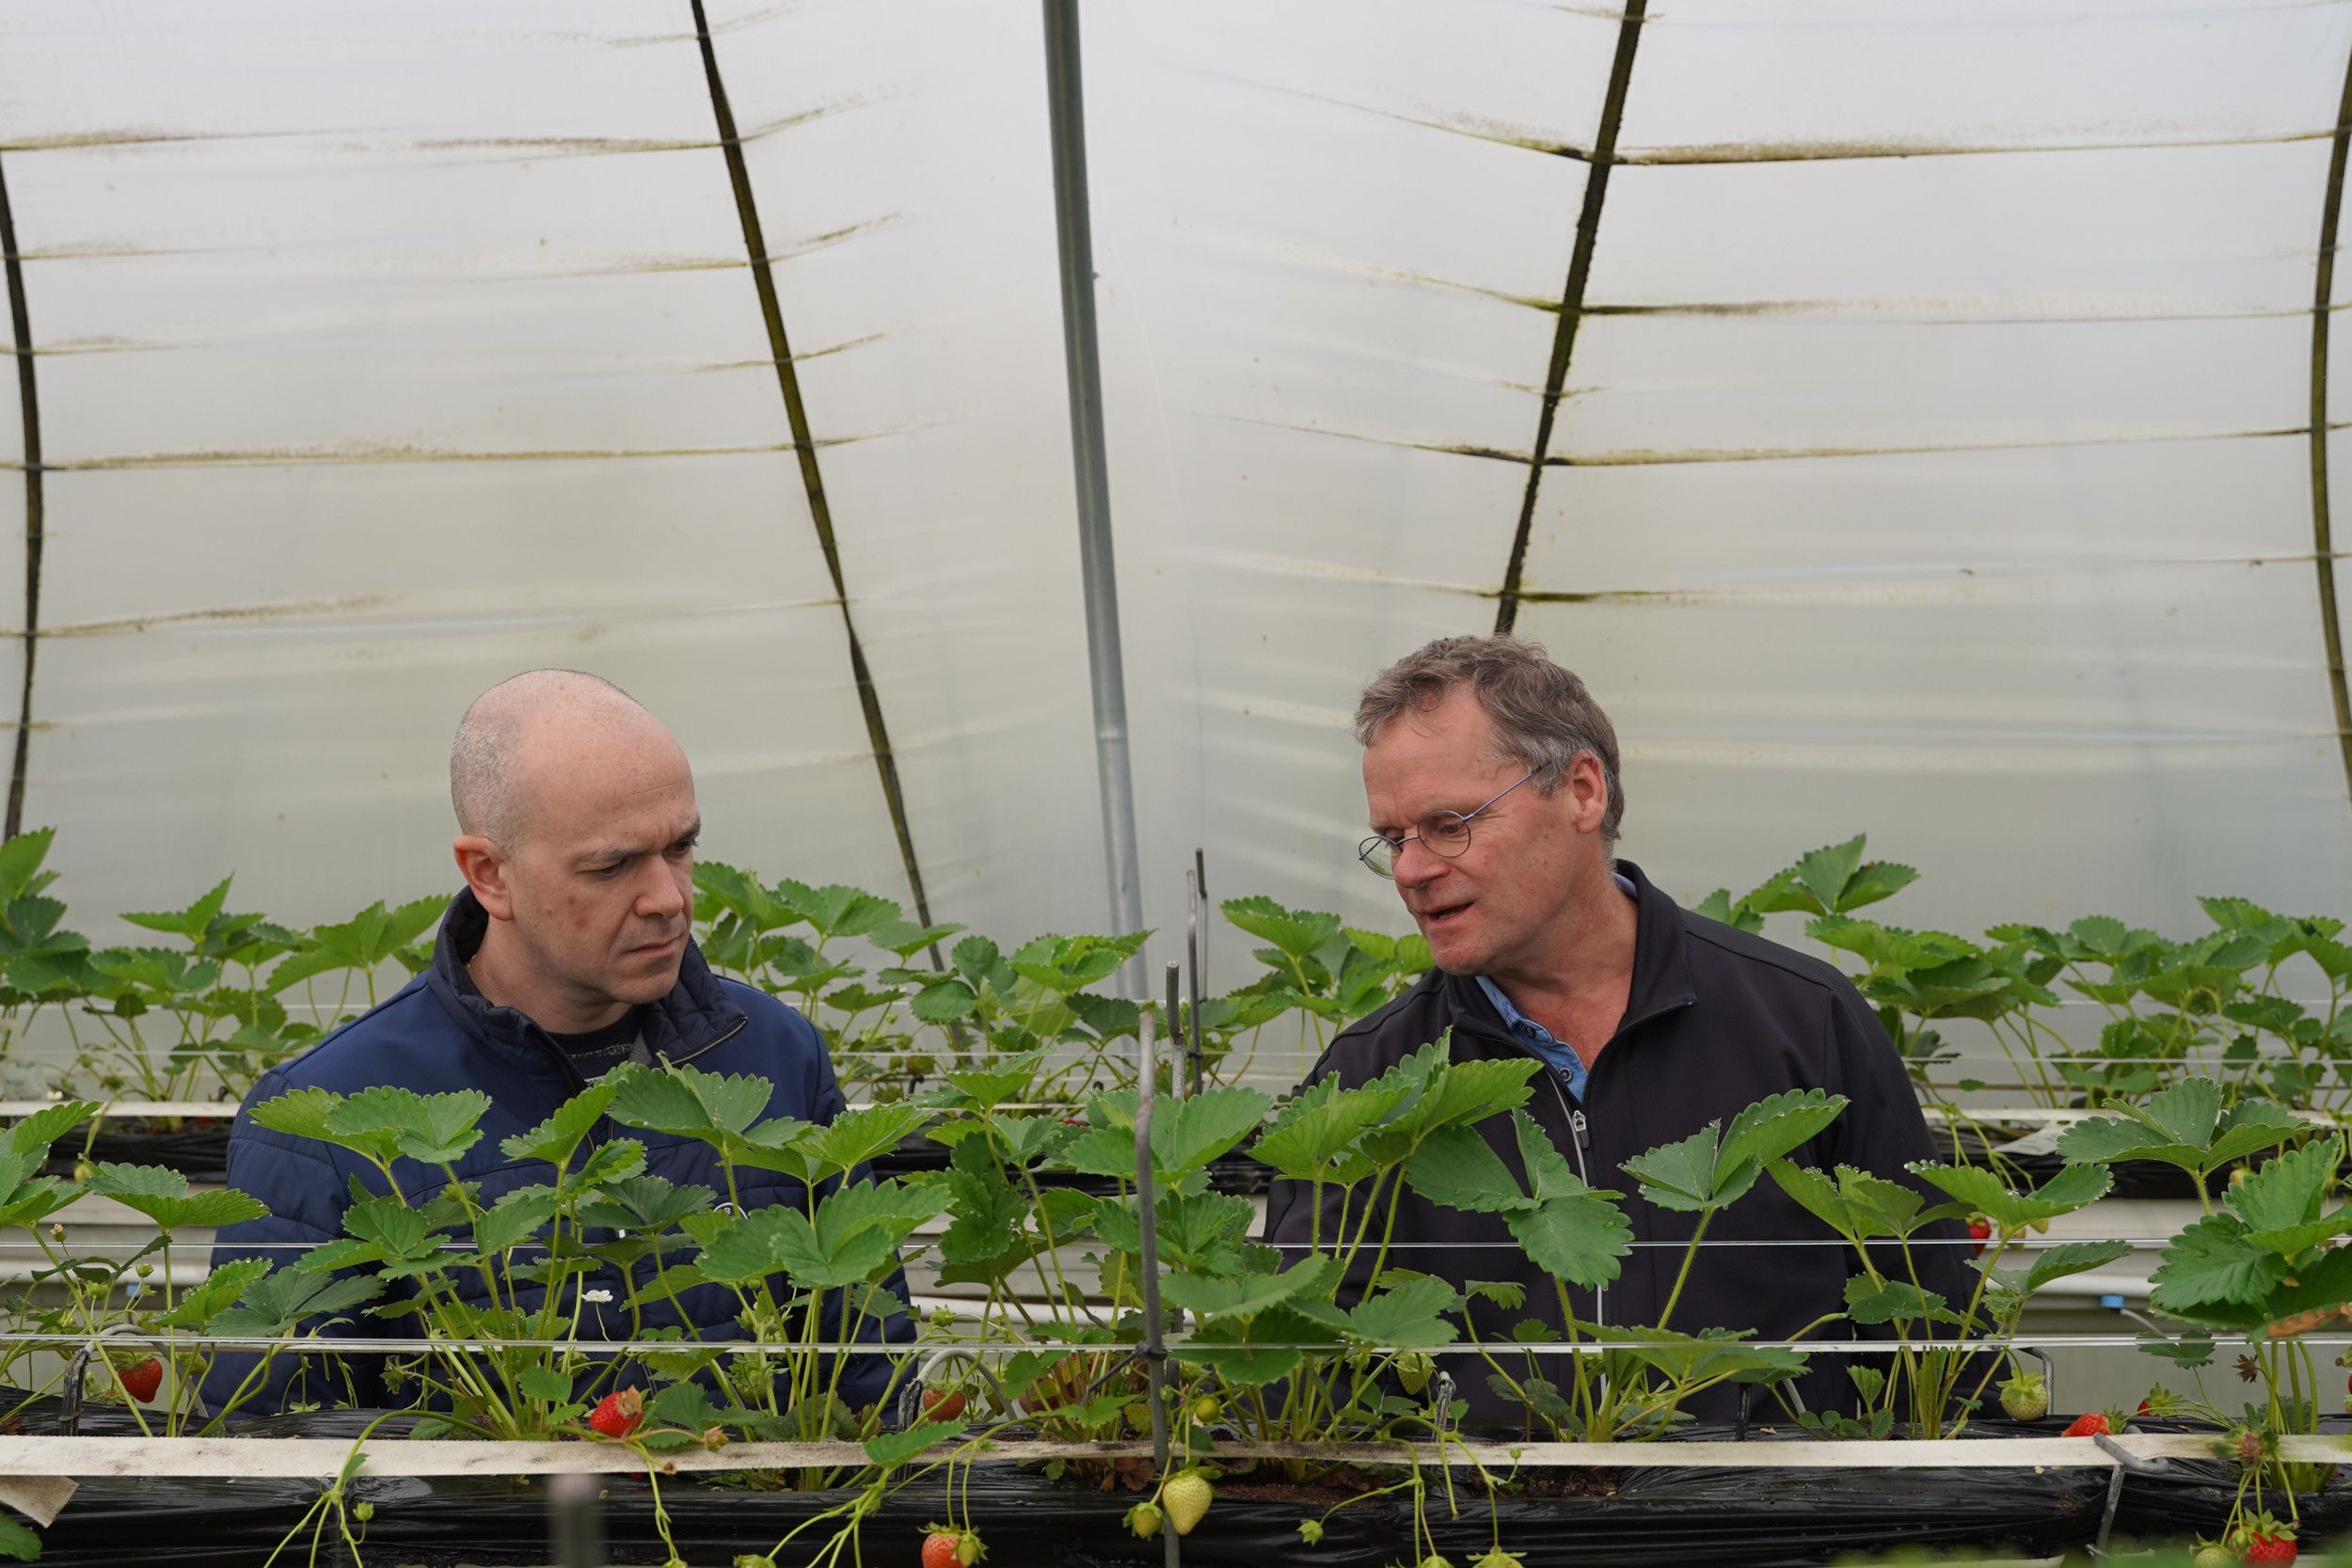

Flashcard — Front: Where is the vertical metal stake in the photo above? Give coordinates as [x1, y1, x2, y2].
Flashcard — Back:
[547, 1469, 604, 1568]
[1041, 0, 1146, 994]
[1162, 961, 1187, 1101]
[1134, 1009, 1181, 1568]
[1184, 862, 1206, 1095]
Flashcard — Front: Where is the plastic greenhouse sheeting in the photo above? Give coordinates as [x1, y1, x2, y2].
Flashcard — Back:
[0, 0, 2346, 974]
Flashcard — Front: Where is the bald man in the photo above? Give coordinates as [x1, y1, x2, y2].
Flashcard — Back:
[202, 671, 913, 1417]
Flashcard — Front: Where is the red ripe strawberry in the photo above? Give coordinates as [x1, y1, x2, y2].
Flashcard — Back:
[586, 1387, 643, 1439]
[114, 1357, 162, 1403]
[2243, 1530, 2296, 1564]
[1967, 1216, 1992, 1257]
[919, 1528, 984, 1567]
[2061, 1412, 2111, 1437]
[921, 1387, 966, 1422]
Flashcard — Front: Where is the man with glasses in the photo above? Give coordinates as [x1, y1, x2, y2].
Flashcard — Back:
[1264, 635, 1965, 1423]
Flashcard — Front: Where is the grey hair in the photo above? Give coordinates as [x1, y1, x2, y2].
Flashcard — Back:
[1354, 635, 1624, 847]
[451, 668, 644, 846]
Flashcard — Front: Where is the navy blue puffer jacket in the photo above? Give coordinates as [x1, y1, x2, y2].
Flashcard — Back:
[201, 889, 914, 1416]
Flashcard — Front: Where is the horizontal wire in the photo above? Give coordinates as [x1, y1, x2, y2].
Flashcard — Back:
[0, 1330, 2288, 1355]
[0, 1235, 2189, 1256]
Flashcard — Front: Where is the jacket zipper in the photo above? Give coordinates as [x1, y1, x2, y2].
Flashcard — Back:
[1539, 1069, 1603, 1327]
[666, 1015, 749, 1068]
[538, 1013, 751, 1164]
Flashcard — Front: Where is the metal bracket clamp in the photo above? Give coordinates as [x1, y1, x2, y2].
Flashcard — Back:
[896, 1347, 1015, 1435]
[2088, 1431, 2171, 1558]
[59, 1323, 150, 1437]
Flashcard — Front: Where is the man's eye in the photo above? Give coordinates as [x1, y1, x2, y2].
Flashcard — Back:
[592, 863, 626, 878]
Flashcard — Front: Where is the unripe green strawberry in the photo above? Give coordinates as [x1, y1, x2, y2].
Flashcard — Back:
[1470, 1552, 1526, 1568]
[1999, 1372, 2047, 1422]
[1397, 1352, 1435, 1395]
[1162, 1471, 1214, 1537]
[1126, 1502, 1163, 1539]
[2194, 1544, 2234, 1568]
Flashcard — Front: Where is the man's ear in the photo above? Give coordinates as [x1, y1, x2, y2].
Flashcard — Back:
[453, 834, 516, 921]
[1565, 752, 1612, 836]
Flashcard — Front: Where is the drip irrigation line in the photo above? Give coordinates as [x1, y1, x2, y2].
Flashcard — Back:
[2314, 32, 2352, 808]
[685, 0, 946, 960]
[1493, 0, 1647, 635]
[0, 149, 40, 840]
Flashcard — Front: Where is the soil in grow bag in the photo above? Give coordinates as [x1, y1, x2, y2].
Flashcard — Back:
[866, 1135, 1271, 1196]
[42, 1122, 234, 1185]
[1931, 1122, 2218, 1201]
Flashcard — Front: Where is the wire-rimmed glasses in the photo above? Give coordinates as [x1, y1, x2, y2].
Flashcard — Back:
[1358, 768, 1536, 879]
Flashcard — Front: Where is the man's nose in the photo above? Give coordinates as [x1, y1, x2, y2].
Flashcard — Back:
[638, 863, 687, 919]
[1391, 838, 1447, 887]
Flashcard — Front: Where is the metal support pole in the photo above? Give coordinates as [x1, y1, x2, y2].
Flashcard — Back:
[1133, 1008, 1181, 1568]
[546, 1469, 604, 1568]
[1041, 0, 1146, 993]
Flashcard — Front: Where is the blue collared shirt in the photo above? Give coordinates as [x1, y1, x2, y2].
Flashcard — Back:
[1474, 872, 1637, 1105]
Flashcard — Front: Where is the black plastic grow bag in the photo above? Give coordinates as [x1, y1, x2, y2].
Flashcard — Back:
[2107, 1418, 2352, 1546]
[866, 1135, 1272, 1196]
[42, 1123, 234, 1186]
[0, 1396, 2116, 1568]
[14, 1451, 2115, 1568]
[1931, 1122, 2218, 1200]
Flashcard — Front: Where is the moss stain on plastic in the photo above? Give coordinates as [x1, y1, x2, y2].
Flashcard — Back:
[1218, 413, 1528, 466]
[738, 90, 887, 147]
[19, 436, 883, 471]
[411, 135, 714, 159]
[1344, 260, 1560, 315]
[1304, 95, 1590, 161]
[1627, 127, 2337, 166]
[764, 212, 903, 267]
[0, 127, 300, 153]
[1554, 424, 2310, 468]
[42, 594, 396, 640]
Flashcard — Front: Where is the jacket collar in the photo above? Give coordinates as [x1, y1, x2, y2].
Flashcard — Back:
[426, 888, 747, 1073]
[1612, 858, 1699, 1033]
[1438, 857, 1697, 1042]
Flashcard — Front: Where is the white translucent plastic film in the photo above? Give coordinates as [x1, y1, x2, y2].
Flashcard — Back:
[0, 0, 2338, 980]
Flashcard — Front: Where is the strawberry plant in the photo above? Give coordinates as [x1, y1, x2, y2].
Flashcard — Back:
[1431, 1088, 1847, 1443]
[2073, 1112, 2352, 1537]
[1766, 1151, 2122, 1436]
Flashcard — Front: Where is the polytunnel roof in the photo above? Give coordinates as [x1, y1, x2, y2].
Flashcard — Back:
[0, 0, 2346, 961]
